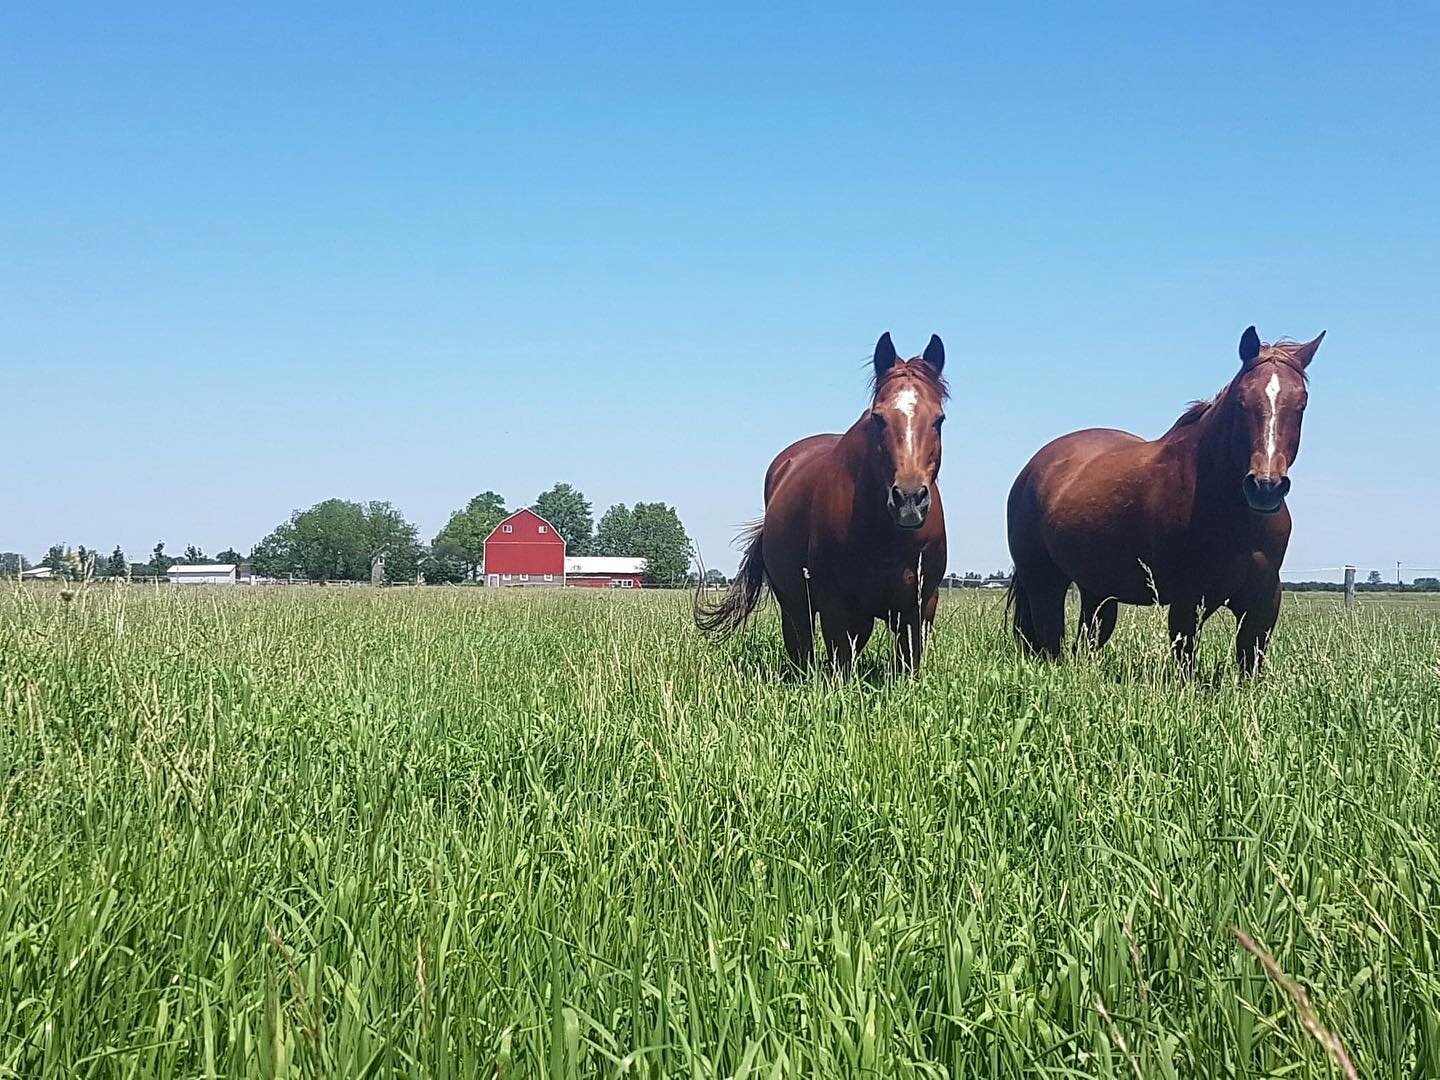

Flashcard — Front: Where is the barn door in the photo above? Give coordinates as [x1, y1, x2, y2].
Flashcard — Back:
[487, 574, 499, 588]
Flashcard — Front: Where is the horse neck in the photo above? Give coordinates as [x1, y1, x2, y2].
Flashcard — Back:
[1164, 390, 1247, 507]
[837, 417, 894, 523]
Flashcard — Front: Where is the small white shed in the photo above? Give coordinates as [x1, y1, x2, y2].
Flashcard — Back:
[168, 563, 238, 586]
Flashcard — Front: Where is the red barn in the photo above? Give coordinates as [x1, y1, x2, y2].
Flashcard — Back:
[483, 509, 565, 587]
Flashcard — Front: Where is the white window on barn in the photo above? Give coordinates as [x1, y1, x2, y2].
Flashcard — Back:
[503, 573, 512, 580]
[503, 524, 513, 533]
[543, 573, 553, 581]
[538, 525, 547, 533]
[520, 573, 529, 581]
[621, 579, 633, 589]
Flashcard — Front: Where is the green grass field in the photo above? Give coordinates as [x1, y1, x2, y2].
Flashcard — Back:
[2, 584, 1439, 1077]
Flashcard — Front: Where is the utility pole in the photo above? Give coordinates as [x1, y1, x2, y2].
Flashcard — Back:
[1397, 561, 1402, 585]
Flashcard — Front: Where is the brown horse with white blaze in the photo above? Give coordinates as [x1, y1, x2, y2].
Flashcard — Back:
[697, 333, 949, 673]
[1006, 326, 1324, 675]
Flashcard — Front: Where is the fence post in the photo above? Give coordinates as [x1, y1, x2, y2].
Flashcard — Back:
[1343, 565, 1356, 609]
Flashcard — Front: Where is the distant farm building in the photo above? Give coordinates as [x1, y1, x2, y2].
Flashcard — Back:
[21, 566, 55, 580]
[566, 557, 646, 589]
[168, 563, 239, 585]
[483, 509, 565, 587]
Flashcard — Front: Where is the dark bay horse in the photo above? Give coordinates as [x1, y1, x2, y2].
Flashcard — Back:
[1007, 326, 1324, 674]
[697, 333, 949, 673]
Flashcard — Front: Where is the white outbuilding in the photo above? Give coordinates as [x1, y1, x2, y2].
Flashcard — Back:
[167, 563, 238, 585]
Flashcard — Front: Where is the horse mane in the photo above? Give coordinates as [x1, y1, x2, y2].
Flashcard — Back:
[1168, 390, 1226, 432]
[869, 359, 949, 402]
[1164, 340, 1310, 434]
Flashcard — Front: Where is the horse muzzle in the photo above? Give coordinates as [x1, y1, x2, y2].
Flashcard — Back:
[1243, 472, 1290, 514]
[888, 484, 931, 529]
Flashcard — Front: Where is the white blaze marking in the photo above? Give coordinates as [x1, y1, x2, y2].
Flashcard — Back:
[892, 387, 919, 454]
[1263, 372, 1281, 467]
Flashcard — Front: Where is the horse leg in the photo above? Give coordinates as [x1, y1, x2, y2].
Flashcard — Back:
[1016, 561, 1069, 659]
[890, 589, 939, 673]
[1167, 598, 1202, 676]
[1076, 589, 1119, 652]
[1229, 574, 1281, 677]
[777, 596, 815, 670]
[820, 607, 872, 675]
[1010, 575, 1039, 651]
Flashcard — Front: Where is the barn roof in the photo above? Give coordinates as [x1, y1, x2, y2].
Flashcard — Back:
[482, 508, 564, 546]
[169, 564, 237, 573]
[566, 557, 645, 575]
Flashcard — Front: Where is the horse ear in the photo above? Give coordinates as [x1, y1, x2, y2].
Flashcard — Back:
[1238, 326, 1262, 366]
[873, 332, 898, 379]
[1293, 330, 1325, 368]
[922, 334, 945, 372]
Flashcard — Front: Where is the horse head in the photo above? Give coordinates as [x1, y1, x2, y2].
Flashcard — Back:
[867, 332, 948, 529]
[1229, 325, 1324, 514]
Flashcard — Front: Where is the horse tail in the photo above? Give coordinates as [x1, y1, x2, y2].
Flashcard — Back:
[694, 521, 766, 639]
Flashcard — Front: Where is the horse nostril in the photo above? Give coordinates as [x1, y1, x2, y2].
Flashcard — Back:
[917, 485, 930, 505]
[1277, 476, 1291, 497]
[889, 485, 903, 506]
[1243, 473, 1259, 493]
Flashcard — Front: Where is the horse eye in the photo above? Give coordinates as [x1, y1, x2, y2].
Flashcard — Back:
[871, 411, 887, 428]
[935, 415, 946, 428]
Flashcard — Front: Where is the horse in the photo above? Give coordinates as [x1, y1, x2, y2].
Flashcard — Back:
[1006, 325, 1324, 675]
[697, 332, 949, 673]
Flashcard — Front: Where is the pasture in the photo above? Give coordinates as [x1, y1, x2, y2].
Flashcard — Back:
[2, 585, 1439, 1077]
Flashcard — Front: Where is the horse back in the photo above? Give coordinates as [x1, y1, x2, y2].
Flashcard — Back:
[764, 433, 842, 505]
[1009, 427, 1177, 602]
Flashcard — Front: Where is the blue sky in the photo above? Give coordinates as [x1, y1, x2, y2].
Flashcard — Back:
[3, 4, 1437, 579]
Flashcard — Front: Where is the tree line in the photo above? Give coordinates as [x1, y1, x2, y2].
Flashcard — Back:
[0, 542, 246, 582]
[1285, 576, 1440, 593]
[4, 483, 694, 586]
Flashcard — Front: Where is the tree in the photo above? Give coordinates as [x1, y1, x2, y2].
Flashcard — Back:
[293, 499, 368, 579]
[250, 521, 297, 578]
[593, 504, 636, 556]
[0, 553, 28, 577]
[703, 568, 727, 586]
[42, 545, 69, 577]
[251, 499, 422, 581]
[149, 542, 174, 576]
[362, 500, 422, 583]
[74, 546, 97, 580]
[183, 544, 207, 563]
[107, 547, 129, 578]
[1414, 578, 1440, 592]
[533, 483, 593, 555]
[629, 502, 693, 585]
[215, 548, 244, 564]
[1366, 570, 1384, 586]
[421, 542, 468, 584]
[432, 491, 508, 579]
